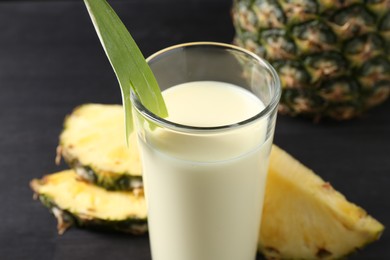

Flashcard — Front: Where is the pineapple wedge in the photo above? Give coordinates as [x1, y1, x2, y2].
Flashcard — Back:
[31, 147, 384, 259]
[35, 103, 384, 258]
[259, 145, 384, 259]
[57, 104, 142, 191]
[30, 170, 147, 234]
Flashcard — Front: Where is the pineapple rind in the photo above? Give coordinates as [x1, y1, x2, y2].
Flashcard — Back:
[30, 170, 147, 235]
[259, 145, 384, 259]
[59, 104, 142, 191]
[61, 155, 143, 191]
[232, 0, 390, 120]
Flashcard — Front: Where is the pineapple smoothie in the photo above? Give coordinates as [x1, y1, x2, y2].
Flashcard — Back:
[135, 81, 273, 260]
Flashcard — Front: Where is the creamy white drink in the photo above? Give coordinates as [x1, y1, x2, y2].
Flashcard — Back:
[135, 81, 273, 260]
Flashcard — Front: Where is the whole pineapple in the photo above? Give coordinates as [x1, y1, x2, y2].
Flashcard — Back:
[232, 0, 390, 120]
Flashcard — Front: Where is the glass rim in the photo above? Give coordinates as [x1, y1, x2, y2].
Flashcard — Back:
[131, 42, 281, 133]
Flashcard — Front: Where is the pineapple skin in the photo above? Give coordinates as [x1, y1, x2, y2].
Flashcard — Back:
[232, 0, 390, 120]
[30, 170, 148, 235]
[58, 152, 143, 191]
[259, 145, 384, 259]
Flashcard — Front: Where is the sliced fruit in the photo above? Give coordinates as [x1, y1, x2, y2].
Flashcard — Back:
[259, 145, 384, 259]
[30, 170, 147, 234]
[48, 103, 385, 257]
[58, 104, 142, 191]
[31, 146, 383, 258]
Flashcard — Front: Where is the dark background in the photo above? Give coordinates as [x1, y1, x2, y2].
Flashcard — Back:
[0, 0, 389, 259]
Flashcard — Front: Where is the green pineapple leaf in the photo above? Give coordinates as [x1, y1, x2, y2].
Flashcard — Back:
[83, 0, 168, 144]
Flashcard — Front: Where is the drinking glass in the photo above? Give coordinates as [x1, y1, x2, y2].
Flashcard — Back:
[131, 42, 281, 260]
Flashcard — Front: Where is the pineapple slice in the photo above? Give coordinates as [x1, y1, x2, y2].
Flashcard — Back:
[58, 104, 142, 191]
[259, 145, 384, 259]
[30, 170, 147, 234]
[44, 103, 383, 257]
[31, 146, 383, 258]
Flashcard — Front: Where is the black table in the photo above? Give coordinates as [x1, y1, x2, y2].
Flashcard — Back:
[1, 1, 389, 259]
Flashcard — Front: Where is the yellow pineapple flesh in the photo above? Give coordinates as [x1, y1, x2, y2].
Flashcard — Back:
[58, 104, 142, 190]
[260, 145, 384, 259]
[32, 103, 384, 258]
[30, 170, 147, 234]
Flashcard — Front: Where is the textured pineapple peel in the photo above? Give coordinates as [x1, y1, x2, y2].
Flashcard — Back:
[260, 145, 384, 259]
[232, 1, 390, 120]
